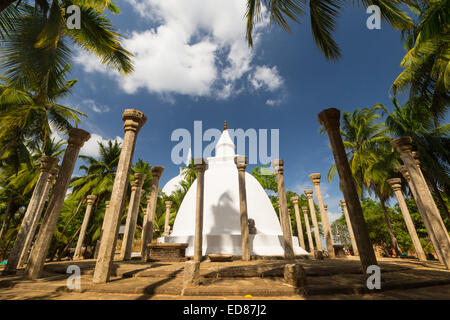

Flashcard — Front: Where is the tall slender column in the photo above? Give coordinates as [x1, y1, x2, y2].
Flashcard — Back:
[340, 200, 359, 256]
[93, 109, 146, 283]
[18, 168, 58, 268]
[271, 159, 295, 260]
[391, 137, 450, 269]
[310, 173, 335, 258]
[194, 159, 207, 262]
[301, 206, 315, 252]
[25, 128, 90, 280]
[73, 195, 97, 260]
[290, 197, 305, 249]
[304, 190, 323, 251]
[398, 166, 443, 263]
[318, 108, 377, 271]
[162, 201, 173, 237]
[120, 173, 146, 261]
[235, 156, 250, 261]
[387, 178, 426, 261]
[287, 208, 294, 236]
[141, 166, 164, 262]
[3, 156, 59, 274]
[94, 201, 110, 260]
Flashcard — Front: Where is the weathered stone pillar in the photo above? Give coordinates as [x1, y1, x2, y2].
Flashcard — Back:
[271, 159, 295, 260]
[287, 208, 294, 236]
[141, 166, 164, 262]
[93, 109, 146, 283]
[94, 201, 110, 260]
[318, 108, 377, 271]
[162, 201, 173, 237]
[18, 168, 58, 268]
[391, 137, 450, 269]
[235, 156, 250, 261]
[120, 173, 146, 260]
[194, 159, 207, 262]
[310, 173, 335, 258]
[3, 156, 59, 274]
[387, 178, 427, 262]
[304, 190, 323, 252]
[340, 200, 358, 256]
[290, 197, 305, 249]
[25, 128, 90, 280]
[301, 206, 315, 252]
[73, 195, 97, 260]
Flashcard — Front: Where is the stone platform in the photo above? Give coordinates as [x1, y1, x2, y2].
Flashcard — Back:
[1, 257, 449, 300]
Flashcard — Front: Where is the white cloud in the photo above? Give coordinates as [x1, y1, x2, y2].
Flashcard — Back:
[80, 134, 124, 158]
[82, 99, 110, 113]
[74, 0, 283, 100]
[250, 65, 283, 92]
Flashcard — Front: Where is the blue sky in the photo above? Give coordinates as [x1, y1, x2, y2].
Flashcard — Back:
[61, 0, 414, 223]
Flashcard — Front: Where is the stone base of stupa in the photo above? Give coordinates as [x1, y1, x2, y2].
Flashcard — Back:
[157, 234, 309, 257]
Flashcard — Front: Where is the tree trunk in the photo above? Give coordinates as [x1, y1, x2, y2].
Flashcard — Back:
[380, 201, 402, 257]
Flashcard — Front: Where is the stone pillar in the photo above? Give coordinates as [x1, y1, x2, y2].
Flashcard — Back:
[304, 190, 323, 251]
[287, 208, 293, 236]
[318, 108, 377, 271]
[73, 195, 97, 260]
[94, 201, 110, 260]
[290, 197, 306, 249]
[271, 159, 295, 260]
[340, 200, 359, 256]
[3, 156, 59, 274]
[162, 201, 173, 237]
[140, 166, 164, 262]
[194, 159, 207, 262]
[93, 109, 146, 283]
[25, 128, 90, 280]
[301, 206, 314, 252]
[18, 168, 58, 268]
[120, 173, 146, 260]
[310, 173, 335, 258]
[392, 137, 450, 269]
[387, 178, 427, 262]
[235, 156, 250, 261]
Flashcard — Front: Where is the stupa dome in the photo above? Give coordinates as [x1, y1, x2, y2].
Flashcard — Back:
[159, 125, 307, 256]
[161, 149, 191, 196]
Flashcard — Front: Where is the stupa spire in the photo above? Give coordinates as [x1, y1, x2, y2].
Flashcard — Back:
[223, 120, 227, 131]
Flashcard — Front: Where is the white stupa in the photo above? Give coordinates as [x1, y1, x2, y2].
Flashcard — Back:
[159, 123, 308, 256]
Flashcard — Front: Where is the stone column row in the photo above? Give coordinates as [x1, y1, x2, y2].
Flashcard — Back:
[387, 178, 427, 261]
[3, 156, 59, 274]
[25, 128, 91, 279]
[272, 159, 295, 260]
[141, 166, 164, 262]
[304, 190, 323, 252]
[340, 200, 359, 256]
[73, 195, 97, 260]
[93, 109, 147, 283]
[290, 197, 305, 250]
[120, 173, 146, 261]
[301, 206, 315, 252]
[392, 137, 450, 269]
[310, 173, 335, 258]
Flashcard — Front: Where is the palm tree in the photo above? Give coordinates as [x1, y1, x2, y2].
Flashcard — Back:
[326, 106, 403, 255]
[245, 0, 413, 60]
[379, 98, 450, 222]
[392, 0, 449, 126]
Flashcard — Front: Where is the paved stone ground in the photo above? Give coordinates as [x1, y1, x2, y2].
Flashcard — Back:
[1, 257, 449, 300]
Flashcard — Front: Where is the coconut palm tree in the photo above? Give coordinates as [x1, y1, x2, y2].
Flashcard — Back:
[245, 0, 413, 60]
[392, 0, 449, 126]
